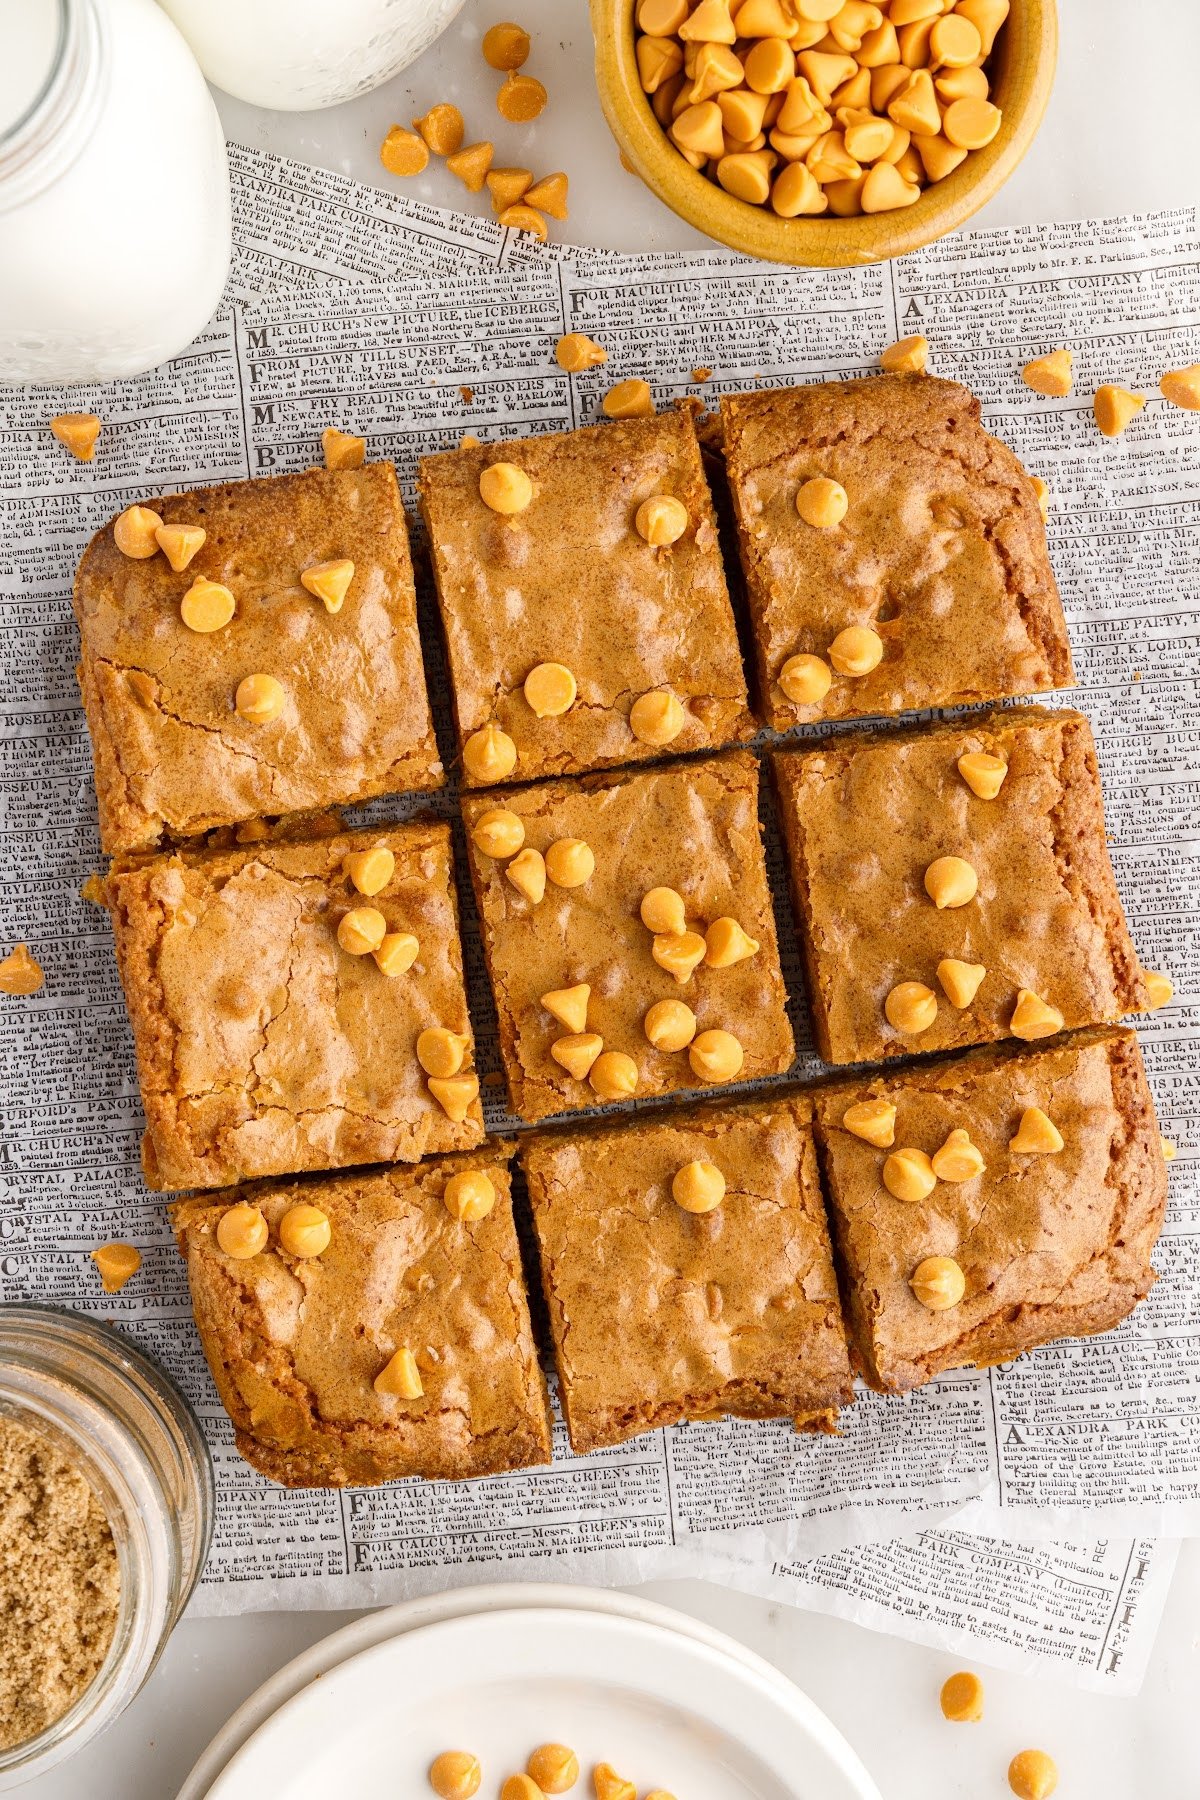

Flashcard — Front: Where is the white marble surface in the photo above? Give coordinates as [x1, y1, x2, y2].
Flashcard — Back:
[28, 2, 1200, 1793]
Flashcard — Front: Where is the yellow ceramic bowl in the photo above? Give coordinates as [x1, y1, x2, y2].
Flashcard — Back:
[590, 0, 1057, 267]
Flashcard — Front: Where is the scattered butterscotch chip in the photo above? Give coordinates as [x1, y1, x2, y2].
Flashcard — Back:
[957, 749, 1008, 799]
[90, 1242, 141, 1293]
[643, 1792, 677, 1800]
[688, 1027, 743, 1083]
[235, 673, 285, 724]
[526, 1744, 579, 1794]
[884, 980, 938, 1035]
[939, 1670, 984, 1722]
[593, 1763, 636, 1800]
[428, 1072, 480, 1121]
[322, 426, 366, 471]
[1161, 1136, 1177, 1162]
[463, 721, 518, 783]
[338, 905, 388, 955]
[50, 411, 101, 460]
[1143, 969, 1173, 1009]
[155, 521, 206, 571]
[541, 984, 590, 1033]
[416, 1028, 469, 1079]
[1160, 362, 1200, 410]
[545, 838, 595, 888]
[525, 171, 569, 218]
[672, 1158, 726, 1212]
[498, 71, 548, 121]
[380, 124, 429, 176]
[472, 808, 526, 859]
[375, 931, 420, 976]
[937, 958, 986, 1010]
[506, 846, 547, 904]
[443, 1169, 496, 1222]
[603, 377, 655, 419]
[501, 1778, 541, 1800]
[842, 1098, 896, 1147]
[1010, 988, 1064, 1040]
[556, 332, 608, 374]
[344, 845, 395, 897]
[216, 1203, 269, 1259]
[0, 945, 44, 996]
[644, 996, 697, 1051]
[113, 504, 164, 559]
[779, 652, 832, 706]
[653, 928, 707, 983]
[1008, 1749, 1058, 1800]
[375, 1346, 423, 1400]
[1094, 384, 1144, 437]
[910, 1254, 965, 1310]
[413, 103, 465, 156]
[180, 576, 235, 634]
[479, 461, 533, 514]
[827, 623, 884, 680]
[447, 140, 495, 191]
[640, 887, 686, 935]
[931, 1127, 985, 1183]
[590, 1049, 639, 1100]
[482, 20, 531, 70]
[635, 493, 689, 545]
[524, 661, 577, 716]
[486, 165, 534, 211]
[880, 334, 928, 374]
[278, 1203, 331, 1259]
[704, 917, 759, 967]
[300, 558, 355, 614]
[883, 1146, 936, 1203]
[924, 854, 978, 909]
[629, 688, 686, 746]
[461, 433, 482, 450]
[500, 200, 548, 239]
[551, 1032, 604, 1080]
[1021, 348, 1073, 396]
[428, 1750, 482, 1800]
[796, 476, 848, 528]
[1009, 1106, 1063, 1154]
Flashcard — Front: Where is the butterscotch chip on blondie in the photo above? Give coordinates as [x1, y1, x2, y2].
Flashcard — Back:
[773, 708, 1147, 1066]
[172, 1149, 551, 1486]
[74, 464, 441, 854]
[103, 821, 482, 1191]
[721, 376, 1073, 730]
[461, 751, 794, 1123]
[521, 1097, 853, 1452]
[813, 1027, 1167, 1394]
[418, 411, 754, 784]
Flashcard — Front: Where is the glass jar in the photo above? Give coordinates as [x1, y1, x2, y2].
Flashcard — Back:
[0, 1304, 213, 1789]
[157, 0, 470, 111]
[0, 0, 231, 384]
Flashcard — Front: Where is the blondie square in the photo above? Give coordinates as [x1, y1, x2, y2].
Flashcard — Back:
[773, 708, 1148, 1066]
[460, 750, 794, 1123]
[721, 375, 1073, 730]
[521, 1097, 853, 1452]
[812, 1028, 1167, 1394]
[103, 821, 482, 1191]
[418, 411, 754, 785]
[74, 463, 441, 854]
[172, 1148, 552, 1486]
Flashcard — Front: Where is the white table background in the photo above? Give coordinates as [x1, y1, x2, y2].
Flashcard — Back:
[32, 2, 1200, 1794]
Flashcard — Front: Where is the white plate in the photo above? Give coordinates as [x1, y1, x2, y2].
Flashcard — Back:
[196, 1601, 878, 1800]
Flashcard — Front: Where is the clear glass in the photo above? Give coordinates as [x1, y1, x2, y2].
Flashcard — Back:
[0, 1305, 213, 1788]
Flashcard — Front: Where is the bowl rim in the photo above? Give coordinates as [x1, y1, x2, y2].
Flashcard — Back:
[590, 0, 1059, 268]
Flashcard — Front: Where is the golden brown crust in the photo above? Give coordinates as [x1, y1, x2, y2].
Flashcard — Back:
[419, 412, 755, 782]
[521, 1096, 852, 1452]
[811, 1027, 1168, 1393]
[73, 464, 441, 854]
[722, 376, 1073, 729]
[460, 750, 795, 1122]
[773, 707, 1147, 1065]
[171, 1149, 552, 1487]
[103, 822, 483, 1191]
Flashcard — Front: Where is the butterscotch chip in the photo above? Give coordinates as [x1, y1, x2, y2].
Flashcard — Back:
[526, 1744, 579, 1794]
[498, 72, 548, 121]
[472, 808, 525, 858]
[1160, 363, 1200, 410]
[344, 845, 395, 897]
[883, 1146, 936, 1202]
[688, 1027, 743, 1083]
[1009, 1106, 1063, 1154]
[672, 1158, 726, 1212]
[50, 411, 101, 460]
[629, 688, 685, 745]
[427, 1072, 480, 1121]
[499, 202, 549, 240]
[482, 21, 531, 69]
[446, 141, 495, 191]
[278, 1202, 331, 1259]
[779, 653, 832, 706]
[653, 929, 707, 983]
[545, 838, 594, 888]
[322, 427, 366, 471]
[828, 625, 883, 676]
[155, 522, 206, 571]
[931, 1127, 985, 1183]
[880, 334, 928, 374]
[1008, 1750, 1058, 1800]
[375, 931, 420, 976]
[524, 661, 577, 716]
[300, 558, 355, 614]
[1010, 988, 1063, 1040]
[841, 1098, 895, 1147]
[641, 887, 686, 935]
[525, 172, 569, 218]
[1094, 384, 1144, 438]
[235, 674, 285, 724]
[924, 855, 977, 909]
[704, 917, 759, 967]
[506, 847, 547, 904]
[910, 1254, 965, 1310]
[380, 125, 429, 176]
[1162, 1136, 1177, 1162]
[885, 981, 937, 1035]
[180, 576, 235, 634]
[443, 1170, 496, 1222]
[216, 1203, 269, 1259]
[486, 166, 534, 211]
[479, 461, 533, 515]
[550, 1032, 604, 1080]
[113, 505, 164, 559]
[1022, 349, 1073, 397]
[501, 1778, 541, 1800]
[590, 1049, 639, 1099]
[463, 721, 518, 783]
[940, 1670, 984, 1722]
[556, 332, 607, 373]
[0, 945, 44, 995]
[796, 476, 848, 528]
[413, 104, 464, 156]
[644, 997, 696, 1051]
[542, 984, 590, 1033]
[603, 378, 655, 419]
[635, 493, 689, 545]
[375, 1346, 423, 1400]
[937, 958, 986, 1010]
[416, 1028, 469, 1079]
[338, 906, 387, 955]
[90, 1242, 141, 1293]
[957, 749, 1008, 798]
[1143, 970, 1173, 1009]
[592, 1763, 637, 1800]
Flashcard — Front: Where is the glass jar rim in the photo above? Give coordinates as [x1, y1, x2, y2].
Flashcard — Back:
[0, 0, 108, 214]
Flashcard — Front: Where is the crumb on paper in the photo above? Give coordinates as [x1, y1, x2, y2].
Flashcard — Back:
[460, 386, 474, 404]
[692, 366, 713, 383]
